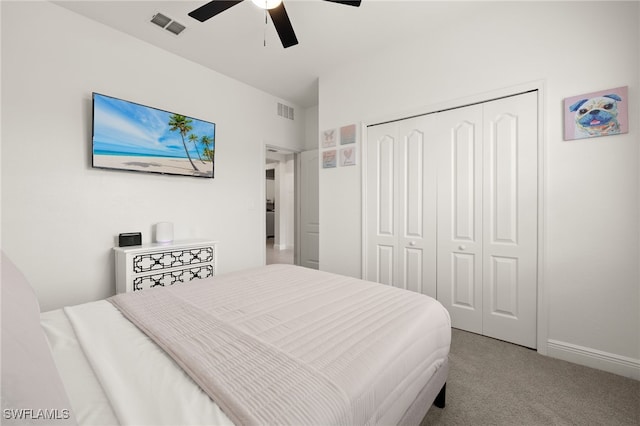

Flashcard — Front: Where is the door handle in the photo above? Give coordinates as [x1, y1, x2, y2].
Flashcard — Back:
[458, 245, 466, 250]
[409, 241, 416, 246]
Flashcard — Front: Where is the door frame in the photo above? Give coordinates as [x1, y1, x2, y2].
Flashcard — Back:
[361, 80, 548, 354]
[263, 144, 301, 266]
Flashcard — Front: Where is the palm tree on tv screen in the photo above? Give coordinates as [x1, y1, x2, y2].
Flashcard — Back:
[200, 135, 214, 162]
[188, 133, 206, 164]
[168, 114, 198, 171]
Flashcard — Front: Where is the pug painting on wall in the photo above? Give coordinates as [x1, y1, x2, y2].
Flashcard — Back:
[564, 86, 628, 140]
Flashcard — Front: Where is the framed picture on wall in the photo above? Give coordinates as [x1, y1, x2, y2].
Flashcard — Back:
[340, 124, 356, 145]
[321, 129, 337, 148]
[340, 147, 357, 166]
[322, 150, 337, 168]
[564, 86, 628, 140]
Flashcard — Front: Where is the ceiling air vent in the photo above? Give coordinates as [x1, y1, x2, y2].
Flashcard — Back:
[151, 13, 171, 28]
[165, 21, 186, 35]
[277, 102, 294, 120]
[151, 13, 186, 36]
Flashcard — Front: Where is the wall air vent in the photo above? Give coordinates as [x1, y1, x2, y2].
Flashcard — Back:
[151, 13, 186, 36]
[266, 169, 275, 180]
[277, 102, 295, 120]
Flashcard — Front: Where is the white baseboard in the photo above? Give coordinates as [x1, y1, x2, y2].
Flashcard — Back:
[547, 339, 640, 380]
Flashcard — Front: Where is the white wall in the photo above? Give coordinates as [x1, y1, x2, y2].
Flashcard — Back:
[303, 105, 319, 152]
[1, 1, 305, 311]
[318, 1, 639, 377]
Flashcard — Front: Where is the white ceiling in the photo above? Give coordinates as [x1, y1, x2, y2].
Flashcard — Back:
[54, 1, 486, 107]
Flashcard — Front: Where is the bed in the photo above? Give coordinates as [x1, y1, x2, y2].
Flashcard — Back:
[1, 252, 450, 425]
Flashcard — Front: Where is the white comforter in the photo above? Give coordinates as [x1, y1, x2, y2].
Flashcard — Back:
[41, 265, 450, 426]
[42, 301, 233, 426]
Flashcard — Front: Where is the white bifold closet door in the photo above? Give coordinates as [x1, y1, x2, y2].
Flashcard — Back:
[365, 91, 538, 348]
[365, 114, 438, 297]
[437, 92, 538, 348]
[435, 103, 484, 335]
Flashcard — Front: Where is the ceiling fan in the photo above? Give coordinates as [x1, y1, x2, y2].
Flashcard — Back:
[188, 0, 362, 48]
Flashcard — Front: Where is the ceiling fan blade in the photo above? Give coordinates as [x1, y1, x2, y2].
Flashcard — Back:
[323, 0, 362, 6]
[268, 2, 298, 48]
[188, 0, 244, 22]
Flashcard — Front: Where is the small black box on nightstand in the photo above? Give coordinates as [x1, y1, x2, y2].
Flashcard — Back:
[118, 232, 142, 247]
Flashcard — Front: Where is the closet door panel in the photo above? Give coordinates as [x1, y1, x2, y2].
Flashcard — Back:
[404, 130, 424, 239]
[366, 124, 399, 286]
[452, 252, 477, 308]
[488, 255, 519, 317]
[378, 136, 396, 237]
[482, 91, 538, 348]
[398, 115, 437, 296]
[437, 105, 483, 334]
[404, 247, 423, 293]
[453, 121, 477, 242]
[377, 245, 395, 286]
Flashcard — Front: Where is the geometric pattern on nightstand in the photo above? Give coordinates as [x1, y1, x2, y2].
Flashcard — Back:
[133, 265, 214, 291]
[133, 247, 214, 273]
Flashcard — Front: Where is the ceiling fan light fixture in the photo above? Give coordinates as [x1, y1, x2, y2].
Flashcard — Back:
[251, 0, 282, 10]
[189, 0, 360, 48]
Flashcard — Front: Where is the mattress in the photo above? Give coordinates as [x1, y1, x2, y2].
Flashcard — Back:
[41, 264, 450, 425]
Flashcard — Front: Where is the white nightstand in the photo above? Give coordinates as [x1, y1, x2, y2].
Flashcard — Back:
[114, 239, 217, 293]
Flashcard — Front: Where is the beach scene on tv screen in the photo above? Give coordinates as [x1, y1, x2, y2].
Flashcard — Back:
[93, 94, 215, 178]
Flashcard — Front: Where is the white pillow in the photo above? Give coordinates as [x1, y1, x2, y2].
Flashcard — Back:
[1, 252, 76, 425]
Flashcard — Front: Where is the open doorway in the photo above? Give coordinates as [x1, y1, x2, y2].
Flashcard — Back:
[265, 147, 295, 265]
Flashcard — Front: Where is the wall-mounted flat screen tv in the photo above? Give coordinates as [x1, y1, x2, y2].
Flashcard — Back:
[92, 93, 215, 178]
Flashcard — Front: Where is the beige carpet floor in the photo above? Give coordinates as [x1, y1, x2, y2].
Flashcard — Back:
[423, 329, 639, 425]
